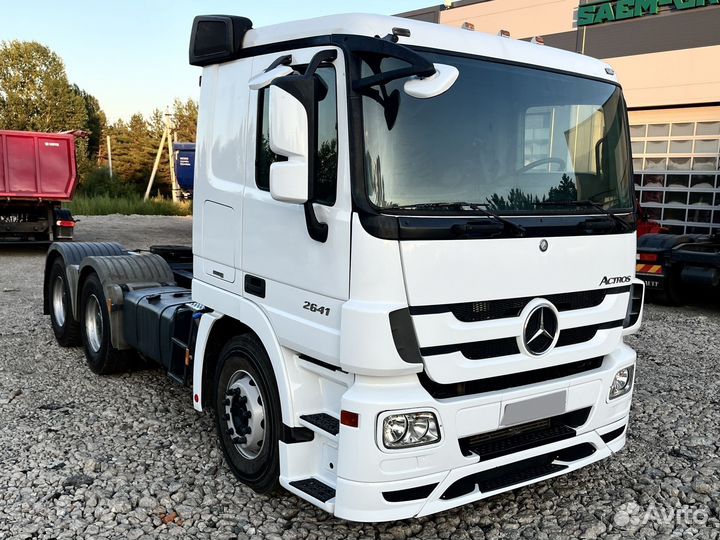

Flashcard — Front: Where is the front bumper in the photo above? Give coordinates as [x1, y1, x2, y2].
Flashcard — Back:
[334, 344, 635, 522]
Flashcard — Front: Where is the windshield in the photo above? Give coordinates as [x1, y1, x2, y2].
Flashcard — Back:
[361, 51, 632, 214]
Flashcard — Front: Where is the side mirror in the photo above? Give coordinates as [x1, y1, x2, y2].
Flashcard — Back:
[267, 49, 337, 242]
[268, 83, 309, 204]
[404, 63, 459, 99]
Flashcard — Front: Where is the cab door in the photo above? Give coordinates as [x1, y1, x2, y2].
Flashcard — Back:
[242, 47, 351, 362]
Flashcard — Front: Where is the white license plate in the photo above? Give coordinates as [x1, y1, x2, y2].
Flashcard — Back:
[501, 391, 567, 427]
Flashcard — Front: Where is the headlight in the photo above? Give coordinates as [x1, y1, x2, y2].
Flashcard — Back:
[609, 366, 634, 400]
[382, 411, 440, 449]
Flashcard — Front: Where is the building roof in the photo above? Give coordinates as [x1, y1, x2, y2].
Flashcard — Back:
[242, 13, 617, 83]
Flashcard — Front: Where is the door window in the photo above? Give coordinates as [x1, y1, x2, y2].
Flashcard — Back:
[255, 66, 338, 206]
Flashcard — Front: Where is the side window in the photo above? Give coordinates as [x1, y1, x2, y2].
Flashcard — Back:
[255, 65, 338, 206]
[255, 89, 281, 192]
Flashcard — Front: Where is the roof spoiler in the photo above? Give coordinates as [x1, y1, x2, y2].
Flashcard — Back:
[189, 15, 253, 67]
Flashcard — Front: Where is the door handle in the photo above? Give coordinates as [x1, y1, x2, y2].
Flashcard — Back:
[244, 275, 266, 298]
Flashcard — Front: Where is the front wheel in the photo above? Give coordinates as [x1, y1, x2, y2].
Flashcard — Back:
[214, 335, 281, 494]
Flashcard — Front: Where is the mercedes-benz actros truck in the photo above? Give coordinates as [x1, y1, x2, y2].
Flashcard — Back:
[42, 14, 644, 522]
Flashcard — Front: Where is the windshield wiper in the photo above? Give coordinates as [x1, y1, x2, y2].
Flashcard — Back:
[392, 202, 525, 236]
[534, 200, 633, 232]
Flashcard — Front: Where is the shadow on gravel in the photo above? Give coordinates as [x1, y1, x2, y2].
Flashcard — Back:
[0, 243, 51, 254]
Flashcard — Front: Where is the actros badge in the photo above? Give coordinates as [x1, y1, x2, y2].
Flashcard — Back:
[599, 275, 631, 286]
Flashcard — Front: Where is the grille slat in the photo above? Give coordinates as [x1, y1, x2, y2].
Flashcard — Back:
[419, 357, 604, 398]
[410, 285, 630, 322]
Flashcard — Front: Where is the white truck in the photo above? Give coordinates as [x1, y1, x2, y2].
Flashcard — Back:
[43, 14, 644, 522]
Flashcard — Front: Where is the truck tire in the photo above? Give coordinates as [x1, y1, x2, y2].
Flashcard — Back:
[651, 267, 685, 306]
[79, 273, 133, 374]
[214, 335, 281, 494]
[47, 258, 81, 346]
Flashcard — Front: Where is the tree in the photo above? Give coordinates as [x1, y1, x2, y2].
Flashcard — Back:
[105, 113, 158, 190]
[0, 41, 107, 179]
[74, 85, 106, 161]
[172, 98, 198, 142]
[0, 41, 87, 132]
[486, 188, 541, 211]
[547, 174, 578, 202]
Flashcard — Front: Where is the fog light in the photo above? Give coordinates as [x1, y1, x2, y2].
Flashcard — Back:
[609, 366, 634, 400]
[382, 411, 440, 449]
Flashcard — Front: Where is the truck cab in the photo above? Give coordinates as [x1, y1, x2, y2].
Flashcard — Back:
[44, 13, 644, 522]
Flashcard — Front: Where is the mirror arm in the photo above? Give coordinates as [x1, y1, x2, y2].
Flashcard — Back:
[303, 49, 337, 243]
[305, 49, 338, 76]
[342, 35, 436, 92]
[265, 54, 293, 72]
[304, 201, 329, 242]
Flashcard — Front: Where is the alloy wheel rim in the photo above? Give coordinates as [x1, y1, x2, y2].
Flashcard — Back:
[85, 294, 103, 353]
[52, 276, 66, 327]
[224, 369, 266, 460]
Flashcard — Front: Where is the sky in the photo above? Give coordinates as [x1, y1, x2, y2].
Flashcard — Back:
[0, 1, 428, 123]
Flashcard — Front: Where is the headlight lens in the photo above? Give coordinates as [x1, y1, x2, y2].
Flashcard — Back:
[383, 415, 408, 444]
[382, 411, 440, 449]
[609, 366, 634, 399]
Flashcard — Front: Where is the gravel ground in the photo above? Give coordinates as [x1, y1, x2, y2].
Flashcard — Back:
[0, 214, 718, 539]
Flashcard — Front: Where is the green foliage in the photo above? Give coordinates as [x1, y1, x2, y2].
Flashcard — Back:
[74, 85, 106, 161]
[101, 98, 198, 196]
[172, 98, 199, 142]
[486, 188, 542, 211]
[486, 175, 579, 211]
[68, 194, 192, 216]
[0, 41, 87, 132]
[77, 166, 141, 198]
[104, 113, 159, 188]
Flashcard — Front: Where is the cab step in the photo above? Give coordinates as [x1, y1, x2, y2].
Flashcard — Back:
[289, 478, 336, 503]
[299, 413, 339, 437]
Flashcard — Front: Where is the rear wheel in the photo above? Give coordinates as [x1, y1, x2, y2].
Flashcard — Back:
[214, 335, 281, 494]
[48, 259, 81, 347]
[650, 267, 685, 306]
[79, 273, 132, 374]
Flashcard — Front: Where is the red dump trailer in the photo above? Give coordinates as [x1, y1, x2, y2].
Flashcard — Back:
[0, 130, 78, 243]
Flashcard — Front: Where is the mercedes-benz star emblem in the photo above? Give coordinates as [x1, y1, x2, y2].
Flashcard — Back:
[539, 239, 549, 252]
[523, 305, 559, 356]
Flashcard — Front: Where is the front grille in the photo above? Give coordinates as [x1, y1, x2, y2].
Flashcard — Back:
[440, 443, 596, 500]
[624, 284, 643, 328]
[410, 285, 630, 322]
[459, 407, 591, 460]
[419, 357, 603, 398]
[556, 319, 624, 347]
[420, 321, 624, 359]
[420, 337, 520, 360]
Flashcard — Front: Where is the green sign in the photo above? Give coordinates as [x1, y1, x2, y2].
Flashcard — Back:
[578, 0, 719, 26]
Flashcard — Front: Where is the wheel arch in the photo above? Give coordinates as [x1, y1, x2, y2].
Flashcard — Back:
[193, 301, 296, 426]
[43, 242, 127, 318]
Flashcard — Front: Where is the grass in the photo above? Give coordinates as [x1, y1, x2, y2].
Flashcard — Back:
[67, 194, 192, 216]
